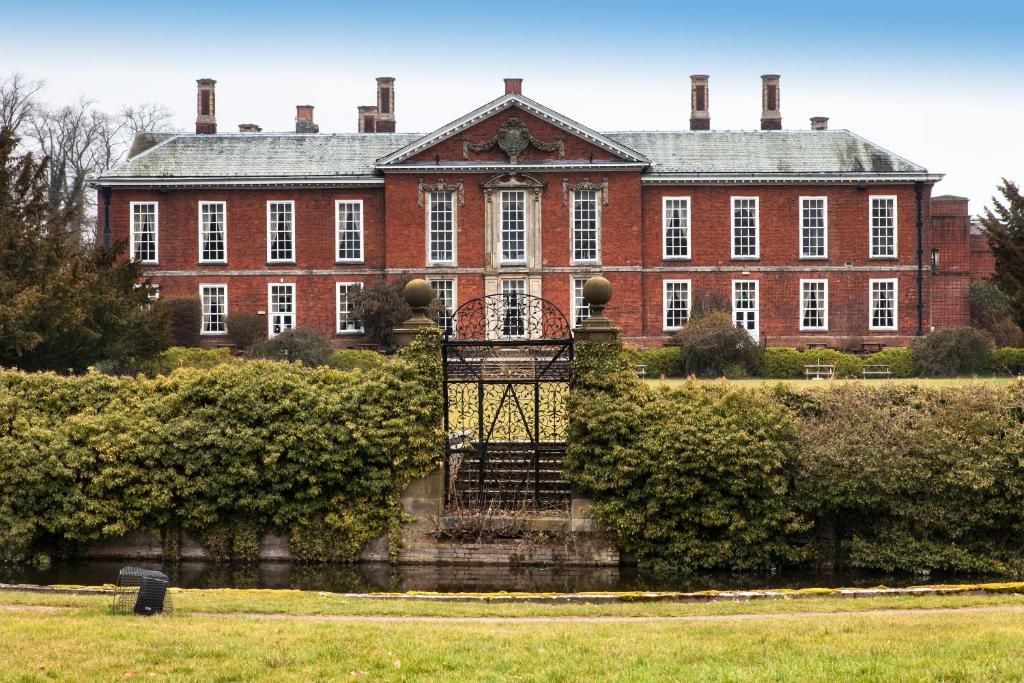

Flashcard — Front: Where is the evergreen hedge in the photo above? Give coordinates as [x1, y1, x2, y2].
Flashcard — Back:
[567, 341, 1024, 574]
[0, 332, 442, 565]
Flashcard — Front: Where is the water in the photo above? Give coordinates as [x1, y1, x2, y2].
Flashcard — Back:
[0, 560, 1001, 594]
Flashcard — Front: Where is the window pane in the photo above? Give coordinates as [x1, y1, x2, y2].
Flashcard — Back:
[572, 278, 591, 327]
[268, 202, 294, 262]
[428, 192, 454, 263]
[337, 202, 363, 261]
[871, 197, 896, 257]
[200, 285, 227, 334]
[663, 198, 689, 258]
[733, 280, 759, 340]
[500, 279, 526, 337]
[801, 280, 827, 330]
[429, 279, 455, 334]
[572, 190, 598, 262]
[132, 203, 157, 262]
[337, 283, 364, 333]
[732, 198, 758, 257]
[200, 203, 226, 262]
[663, 281, 690, 330]
[500, 191, 526, 262]
[269, 284, 295, 336]
[801, 198, 826, 258]
[871, 280, 896, 329]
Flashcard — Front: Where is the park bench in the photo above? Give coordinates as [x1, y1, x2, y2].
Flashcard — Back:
[635, 364, 647, 379]
[860, 364, 892, 379]
[804, 364, 835, 380]
[860, 342, 884, 354]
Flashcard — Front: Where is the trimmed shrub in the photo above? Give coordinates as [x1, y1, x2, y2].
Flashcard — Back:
[250, 328, 333, 367]
[760, 348, 805, 379]
[226, 313, 265, 351]
[912, 327, 994, 376]
[159, 298, 202, 347]
[990, 347, 1024, 376]
[634, 347, 686, 378]
[328, 349, 387, 372]
[862, 347, 916, 377]
[0, 332, 442, 564]
[800, 349, 862, 378]
[668, 311, 760, 377]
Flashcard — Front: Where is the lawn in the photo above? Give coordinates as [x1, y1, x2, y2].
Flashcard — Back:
[4, 590, 1024, 680]
[648, 376, 1015, 389]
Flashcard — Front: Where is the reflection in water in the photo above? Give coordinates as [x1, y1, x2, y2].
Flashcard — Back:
[0, 560, 999, 594]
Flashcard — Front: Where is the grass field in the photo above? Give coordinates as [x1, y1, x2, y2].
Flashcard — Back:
[647, 376, 1015, 389]
[4, 590, 1024, 680]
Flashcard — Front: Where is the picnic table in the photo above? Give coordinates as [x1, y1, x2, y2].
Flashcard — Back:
[635, 364, 647, 379]
[860, 364, 892, 379]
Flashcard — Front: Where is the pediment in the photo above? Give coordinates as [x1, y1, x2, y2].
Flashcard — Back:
[377, 94, 647, 168]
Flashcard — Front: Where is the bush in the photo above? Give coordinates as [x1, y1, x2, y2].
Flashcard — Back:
[136, 347, 237, 377]
[862, 347, 916, 377]
[226, 313, 265, 351]
[760, 348, 805, 379]
[987, 317, 1024, 347]
[0, 332, 443, 564]
[668, 311, 760, 377]
[160, 298, 202, 347]
[250, 328, 333, 367]
[628, 347, 685, 378]
[912, 327, 994, 376]
[990, 347, 1024, 376]
[328, 349, 387, 372]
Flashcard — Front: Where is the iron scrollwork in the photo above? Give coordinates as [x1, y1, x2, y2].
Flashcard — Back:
[462, 117, 566, 164]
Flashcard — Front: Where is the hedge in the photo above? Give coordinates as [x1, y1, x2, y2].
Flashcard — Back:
[567, 341, 1024, 575]
[991, 347, 1024, 375]
[0, 331, 442, 565]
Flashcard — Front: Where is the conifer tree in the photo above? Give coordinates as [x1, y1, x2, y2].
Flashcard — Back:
[981, 179, 1024, 329]
[0, 126, 168, 372]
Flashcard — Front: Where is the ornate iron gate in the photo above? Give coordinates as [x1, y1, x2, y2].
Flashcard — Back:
[442, 293, 574, 512]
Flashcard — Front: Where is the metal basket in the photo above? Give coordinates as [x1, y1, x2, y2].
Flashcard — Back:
[112, 566, 172, 616]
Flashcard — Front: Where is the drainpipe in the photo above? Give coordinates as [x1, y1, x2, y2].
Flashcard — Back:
[101, 186, 112, 249]
[915, 181, 924, 336]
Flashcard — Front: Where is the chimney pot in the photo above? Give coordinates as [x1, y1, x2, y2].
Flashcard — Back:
[375, 77, 396, 132]
[810, 116, 829, 131]
[760, 74, 782, 130]
[358, 105, 378, 133]
[504, 78, 523, 96]
[238, 123, 262, 133]
[689, 74, 710, 131]
[195, 78, 217, 134]
[295, 105, 319, 134]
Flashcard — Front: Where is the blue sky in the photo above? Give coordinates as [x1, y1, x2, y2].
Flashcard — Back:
[6, 0, 1023, 211]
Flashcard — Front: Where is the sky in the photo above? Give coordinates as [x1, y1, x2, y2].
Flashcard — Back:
[5, 0, 1023, 213]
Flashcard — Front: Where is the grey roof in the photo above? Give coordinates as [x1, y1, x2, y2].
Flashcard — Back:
[103, 133, 421, 179]
[97, 127, 934, 184]
[605, 130, 927, 175]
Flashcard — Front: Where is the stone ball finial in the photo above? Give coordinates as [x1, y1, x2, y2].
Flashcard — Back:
[404, 279, 435, 310]
[582, 276, 612, 308]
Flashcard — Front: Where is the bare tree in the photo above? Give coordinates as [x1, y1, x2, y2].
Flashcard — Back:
[0, 73, 44, 136]
[120, 102, 173, 138]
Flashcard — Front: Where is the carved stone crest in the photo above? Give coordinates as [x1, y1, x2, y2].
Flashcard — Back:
[562, 176, 610, 206]
[417, 178, 465, 207]
[462, 117, 565, 164]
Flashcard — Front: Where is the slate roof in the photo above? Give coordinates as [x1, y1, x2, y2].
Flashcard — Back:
[605, 130, 927, 175]
[97, 127, 935, 184]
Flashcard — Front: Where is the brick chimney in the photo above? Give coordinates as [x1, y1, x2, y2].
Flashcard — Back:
[375, 77, 395, 133]
[810, 116, 829, 131]
[504, 78, 523, 96]
[195, 78, 217, 134]
[358, 105, 378, 133]
[689, 74, 710, 131]
[238, 123, 262, 133]
[760, 74, 781, 130]
[295, 105, 319, 134]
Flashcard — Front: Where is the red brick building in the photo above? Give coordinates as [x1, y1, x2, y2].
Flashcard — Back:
[95, 75, 985, 348]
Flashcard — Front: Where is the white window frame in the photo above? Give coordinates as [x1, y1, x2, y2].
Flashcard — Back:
[662, 279, 692, 331]
[427, 191, 456, 265]
[869, 195, 898, 259]
[732, 279, 760, 342]
[798, 196, 828, 260]
[428, 278, 457, 335]
[199, 283, 228, 336]
[335, 199, 364, 263]
[730, 196, 760, 259]
[662, 196, 691, 260]
[570, 276, 595, 328]
[335, 281, 364, 334]
[198, 201, 227, 264]
[499, 190, 527, 264]
[267, 282, 296, 337]
[499, 278, 528, 338]
[570, 189, 601, 265]
[266, 200, 296, 264]
[869, 278, 898, 331]
[129, 201, 159, 264]
[799, 279, 829, 332]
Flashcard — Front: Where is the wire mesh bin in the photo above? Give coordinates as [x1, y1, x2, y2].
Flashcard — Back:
[112, 566, 172, 616]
